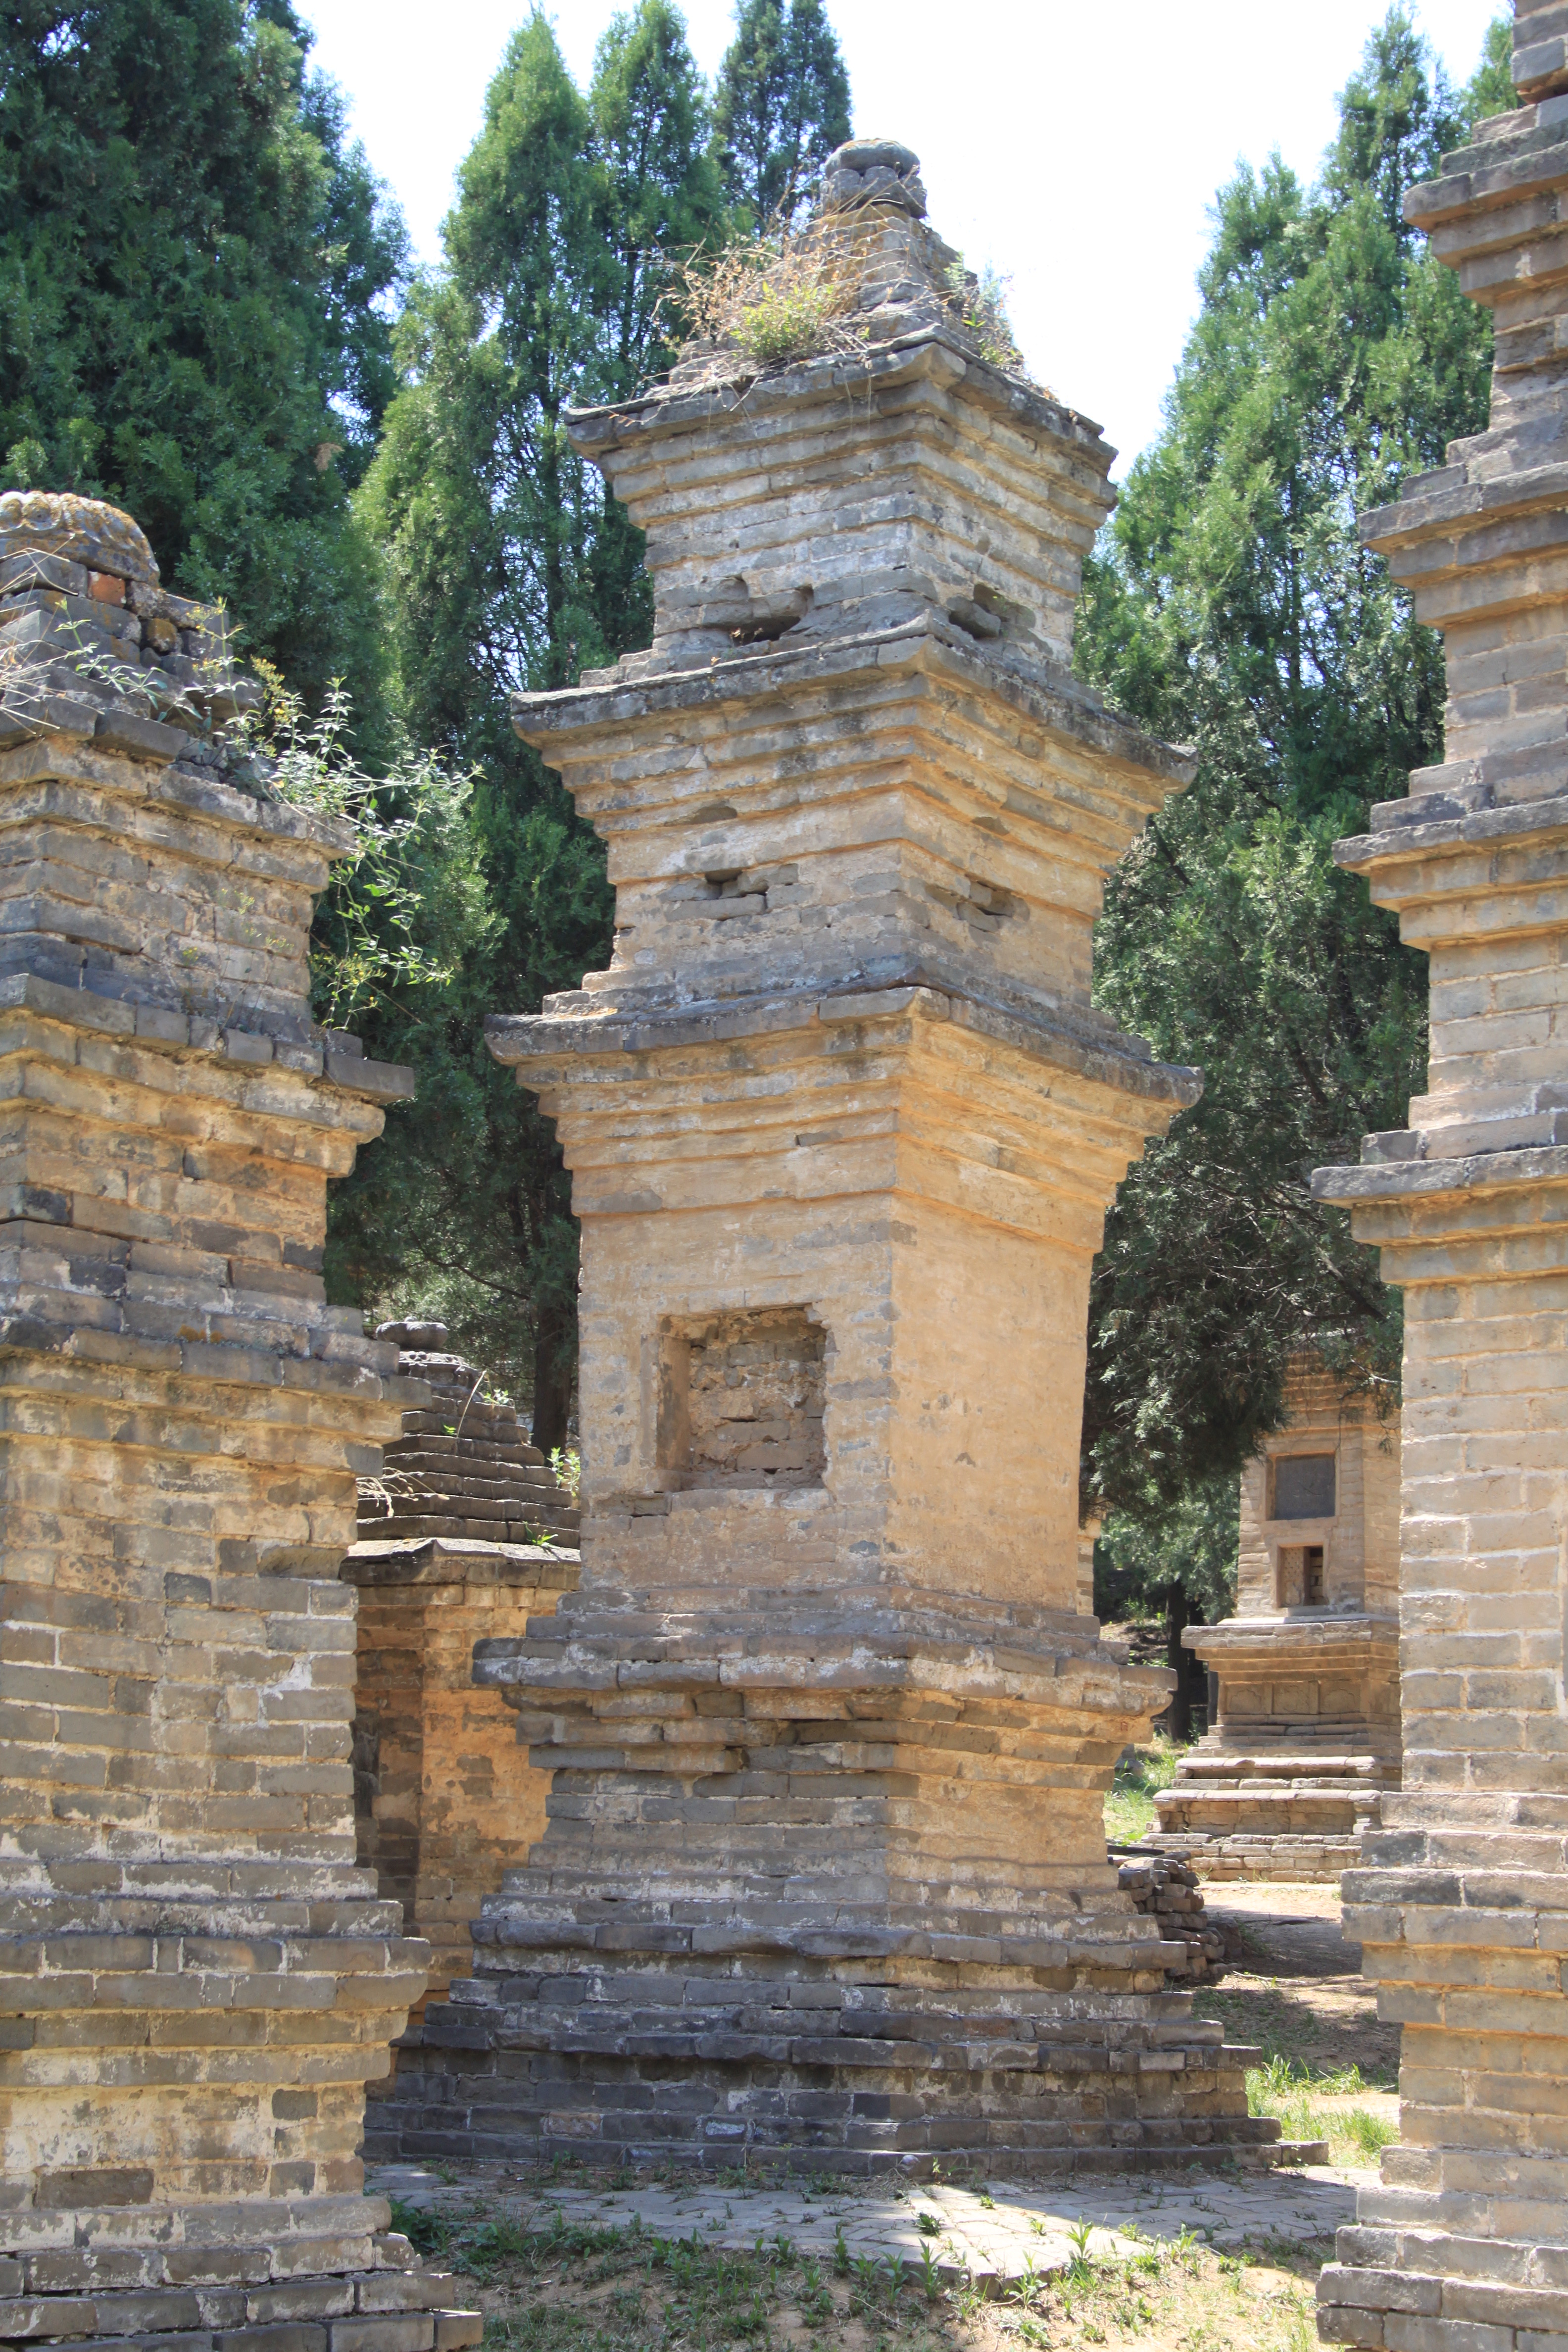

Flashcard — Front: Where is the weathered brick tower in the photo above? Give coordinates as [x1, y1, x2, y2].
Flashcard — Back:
[1315, 8, 1568, 2339]
[378, 145, 1282, 2175]
[0, 494, 477, 2346]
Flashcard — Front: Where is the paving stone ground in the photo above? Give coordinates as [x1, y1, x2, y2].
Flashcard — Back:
[371, 2158, 1365, 2292]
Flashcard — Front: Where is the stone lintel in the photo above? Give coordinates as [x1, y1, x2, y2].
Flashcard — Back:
[1312, 1141, 1568, 1207]
[343, 1536, 580, 1588]
[1360, 463, 1568, 557]
[475, 1610, 1171, 1711]
[1332, 790, 1568, 863]
[1180, 1612, 1400, 1664]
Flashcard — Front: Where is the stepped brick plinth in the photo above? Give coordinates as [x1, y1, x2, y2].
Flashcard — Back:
[1313, 11, 1568, 2341]
[1152, 1357, 1401, 1882]
[345, 1321, 579, 2043]
[370, 144, 1283, 2177]
[0, 494, 479, 2348]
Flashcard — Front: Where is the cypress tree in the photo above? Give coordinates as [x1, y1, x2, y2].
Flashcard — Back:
[346, 3, 718, 1445]
[1079, 13, 1509, 1581]
[0, 0, 405, 713]
[713, 0, 851, 224]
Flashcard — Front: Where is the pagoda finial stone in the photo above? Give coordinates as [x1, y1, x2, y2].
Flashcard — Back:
[818, 136, 927, 215]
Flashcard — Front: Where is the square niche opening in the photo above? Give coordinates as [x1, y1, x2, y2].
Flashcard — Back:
[657, 1307, 827, 1491]
[1272, 1451, 1336, 1520]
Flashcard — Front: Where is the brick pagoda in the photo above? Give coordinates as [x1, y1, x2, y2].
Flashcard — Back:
[1153, 1356, 1401, 1882]
[0, 494, 478, 2349]
[375, 143, 1283, 2175]
[1315, 7, 1568, 2339]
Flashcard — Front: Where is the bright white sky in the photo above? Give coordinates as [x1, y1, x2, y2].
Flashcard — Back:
[298, 0, 1503, 474]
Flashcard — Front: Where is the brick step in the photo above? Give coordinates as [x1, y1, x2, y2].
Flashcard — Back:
[370, 1470, 567, 1501]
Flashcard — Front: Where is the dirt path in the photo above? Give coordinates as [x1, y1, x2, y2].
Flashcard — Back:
[1195, 1878, 1400, 2088]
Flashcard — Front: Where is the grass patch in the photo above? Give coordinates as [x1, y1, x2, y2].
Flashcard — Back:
[403, 2188, 1329, 2351]
[1246, 2053, 1400, 2164]
[1104, 1737, 1182, 1844]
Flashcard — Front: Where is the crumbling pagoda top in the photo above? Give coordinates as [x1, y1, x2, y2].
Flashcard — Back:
[499, 138, 1196, 1063]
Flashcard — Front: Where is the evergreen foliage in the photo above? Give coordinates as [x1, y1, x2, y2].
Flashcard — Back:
[713, 0, 851, 224]
[345, 4, 725, 1444]
[0, 0, 406, 714]
[1076, 14, 1508, 1590]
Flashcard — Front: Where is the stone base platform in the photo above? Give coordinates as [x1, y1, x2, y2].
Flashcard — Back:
[365, 1591, 1287, 2179]
[1154, 1740, 1394, 1885]
[372, 1957, 1287, 2178]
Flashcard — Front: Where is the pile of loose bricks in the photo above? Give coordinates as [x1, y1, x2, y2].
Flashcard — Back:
[0, 491, 479, 2352]
[1114, 1857, 1228, 1979]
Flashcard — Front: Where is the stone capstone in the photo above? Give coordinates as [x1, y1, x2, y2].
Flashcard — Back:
[0, 488, 160, 584]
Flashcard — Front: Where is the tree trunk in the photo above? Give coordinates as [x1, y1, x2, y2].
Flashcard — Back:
[530, 1312, 574, 1456]
[1164, 1586, 1203, 1745]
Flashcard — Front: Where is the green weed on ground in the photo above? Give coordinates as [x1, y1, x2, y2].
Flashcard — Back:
[1103, 1738, 1182, 1844]
[395, 2189, 1327, 2352]
[1246, 2053, 1400, 2164]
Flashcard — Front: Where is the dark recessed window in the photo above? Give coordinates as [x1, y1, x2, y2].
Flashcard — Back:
[1274, 1453, 1335, 1520]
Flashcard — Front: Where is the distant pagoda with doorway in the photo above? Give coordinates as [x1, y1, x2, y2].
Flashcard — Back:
[1152, 1355, 1401, 1881]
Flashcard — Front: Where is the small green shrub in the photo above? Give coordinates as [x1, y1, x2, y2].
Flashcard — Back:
[1105, 1736, 1184, 1842]
[1345, 2106, 1400, 2159]
[737, 284, 837, 364]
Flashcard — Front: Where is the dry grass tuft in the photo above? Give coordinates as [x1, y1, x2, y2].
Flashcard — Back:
[664, 220, 863, 371]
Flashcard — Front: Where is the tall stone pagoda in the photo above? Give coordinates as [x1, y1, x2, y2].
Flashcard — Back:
[1315, 4, 1568, 2339]
[0, 494, 477, 2350]
[385, 142, 1284, 2174]
[1153, 1355, 1401, 1882]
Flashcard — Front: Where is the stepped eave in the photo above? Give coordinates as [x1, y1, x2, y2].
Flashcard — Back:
[511, 614, 1193, 801]
[485, 976, 1202, 1111]
[564, 326, 1112, 469]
